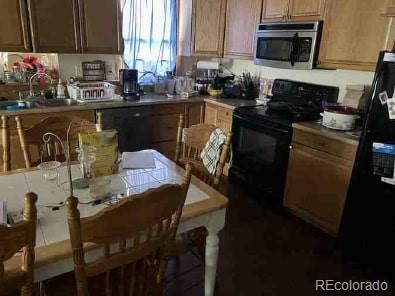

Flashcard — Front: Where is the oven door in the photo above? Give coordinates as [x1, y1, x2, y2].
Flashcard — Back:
[231, 113, 292, 201]
[254, 31, 316, 69]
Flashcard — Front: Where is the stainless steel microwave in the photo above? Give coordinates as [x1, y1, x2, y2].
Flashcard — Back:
[254, 21, 323, 69]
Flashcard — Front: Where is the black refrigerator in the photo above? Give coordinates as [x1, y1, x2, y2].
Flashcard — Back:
[339, 51, 395, 281]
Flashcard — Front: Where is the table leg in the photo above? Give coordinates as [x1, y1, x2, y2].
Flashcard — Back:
[205, 209, 226, 296]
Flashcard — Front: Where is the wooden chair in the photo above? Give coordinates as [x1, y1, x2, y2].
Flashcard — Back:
[173, 114, 232, 263]
[175, 114, 232, 190]
[1, 115, 10, 172]
[65, 164, 192, 296]
[15, 112, 103, 168]
[0, 193, 38, 296]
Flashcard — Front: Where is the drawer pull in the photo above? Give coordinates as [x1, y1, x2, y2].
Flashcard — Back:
[133, 113, 141, 117]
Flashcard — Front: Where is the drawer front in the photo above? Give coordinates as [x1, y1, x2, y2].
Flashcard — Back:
[204, 103, 217, 125]
[151, 103, 185, 115]
[292, 129, 357, 161]
[151, 114, 180, 142]
[216, 106, 232, 120]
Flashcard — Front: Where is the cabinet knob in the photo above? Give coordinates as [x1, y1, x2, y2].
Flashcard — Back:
[289, 145, 293, 150]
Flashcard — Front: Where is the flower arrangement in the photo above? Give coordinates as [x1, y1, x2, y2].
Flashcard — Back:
[13, 55, 59, 84]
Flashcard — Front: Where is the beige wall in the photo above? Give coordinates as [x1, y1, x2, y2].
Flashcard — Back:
[179, 56, 375, 102]
[0, 53, 121, 82]
[57, 54, 121, 81]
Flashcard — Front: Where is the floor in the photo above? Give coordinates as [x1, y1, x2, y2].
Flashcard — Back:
[165, 182, 394, 296]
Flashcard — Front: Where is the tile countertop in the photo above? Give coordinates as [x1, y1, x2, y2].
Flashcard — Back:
[292, 121, 361, 147]
[0, 94, 262, 116]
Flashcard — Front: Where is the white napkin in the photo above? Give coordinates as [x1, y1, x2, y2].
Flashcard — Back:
[122, 151, 156, 169]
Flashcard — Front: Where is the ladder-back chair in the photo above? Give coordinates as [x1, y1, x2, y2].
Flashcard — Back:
[175, 114, 232, 189]
[66, 164, 192, 296]
[15, 112, 103, 168]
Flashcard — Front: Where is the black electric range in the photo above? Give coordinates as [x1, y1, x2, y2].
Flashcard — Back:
[230, 79, 339, 204]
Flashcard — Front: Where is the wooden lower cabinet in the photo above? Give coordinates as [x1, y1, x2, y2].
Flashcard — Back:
[151, 141, 177, 160]
[204, 102, 233, 133]
[150, 102, 205, 161]
[284, 128, 357, 236]
[1, 102, 205, 170]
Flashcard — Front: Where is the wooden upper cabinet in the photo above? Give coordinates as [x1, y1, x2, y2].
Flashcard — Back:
[224, 0, 263, 59]
[78, 0, 123, 54]
[191, 0, 226, 57]
[288, 0, 325, 20]
[27, 0, 80, 53]
[0, 0, 31, 52]
[262, 0, 325, 21]
[261, 0, 288, 21]
[319, 0, 391, 71]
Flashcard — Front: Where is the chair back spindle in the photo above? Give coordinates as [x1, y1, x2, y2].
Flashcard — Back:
[175, 114, 232, 189]
[1, 115, 10, 172]
[66, 165, 192, 296]
[15, 115, 102, 168]
[0, 193, 38, 296]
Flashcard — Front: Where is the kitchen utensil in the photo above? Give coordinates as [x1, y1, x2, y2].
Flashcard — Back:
[321, 105, 360, 131]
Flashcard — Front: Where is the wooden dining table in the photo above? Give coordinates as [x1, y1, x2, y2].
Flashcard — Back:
[2, 150, 228, 296]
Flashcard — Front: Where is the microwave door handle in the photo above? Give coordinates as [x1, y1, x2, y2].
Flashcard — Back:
[290, 33, 298, 67]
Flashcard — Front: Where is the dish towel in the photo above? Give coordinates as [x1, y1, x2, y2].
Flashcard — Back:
[200, 128, 227, 175]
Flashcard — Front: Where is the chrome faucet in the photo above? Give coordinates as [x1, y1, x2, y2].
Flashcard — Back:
[29, 71, 54, 97]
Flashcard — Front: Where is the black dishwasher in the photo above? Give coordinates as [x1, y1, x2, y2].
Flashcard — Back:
[97, 106, 152, 152]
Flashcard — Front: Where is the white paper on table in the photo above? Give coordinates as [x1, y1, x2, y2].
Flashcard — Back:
[0, 200, 7, 225]
[121, 151, 156, 169]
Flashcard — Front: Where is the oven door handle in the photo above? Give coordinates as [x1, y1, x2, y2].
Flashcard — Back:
[290, 33, 299, 67]
[233, 114, 290, 134]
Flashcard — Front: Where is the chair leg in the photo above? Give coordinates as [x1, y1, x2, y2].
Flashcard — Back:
[39, 281, 46, 296]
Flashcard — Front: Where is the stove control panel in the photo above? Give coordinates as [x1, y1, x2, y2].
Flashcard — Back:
[271, 79, 339, 104]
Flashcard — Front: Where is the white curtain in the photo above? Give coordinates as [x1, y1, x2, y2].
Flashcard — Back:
[122, 0, 177, 79]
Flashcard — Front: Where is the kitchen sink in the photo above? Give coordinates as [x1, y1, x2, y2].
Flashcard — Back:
[35, 98, 78, 107]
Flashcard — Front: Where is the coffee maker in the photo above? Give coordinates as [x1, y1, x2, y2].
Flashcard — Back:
[119, 69, 140, 100]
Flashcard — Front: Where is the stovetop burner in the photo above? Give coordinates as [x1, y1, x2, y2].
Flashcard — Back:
[266, 100, 322, 122]
[235, 79, 339, 126]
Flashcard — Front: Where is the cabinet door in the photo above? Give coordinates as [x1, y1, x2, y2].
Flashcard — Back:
[204, 103, 217, 125]
[288, 0, 325, 20]
[27, 0, 80, 53]
[224, 0, 263, 59]
[192, 0, 226, 57]
[78, 0, 123, 54]
[261, 0, 288, 21]
[319, 0, 390, 71]
[216, 107, 233, 133]
[187, 102, 205, 126]
[0, 0, 31, 52]
[284, 143, 353, 235]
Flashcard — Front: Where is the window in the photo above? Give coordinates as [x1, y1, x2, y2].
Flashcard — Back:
[122, 0, 177, 80]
